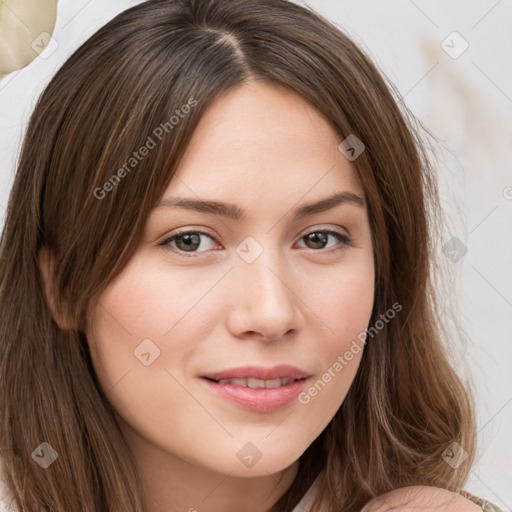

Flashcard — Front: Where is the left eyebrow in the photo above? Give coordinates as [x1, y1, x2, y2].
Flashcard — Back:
[155, 191, 365, 221]
[291, 191, 365, 219]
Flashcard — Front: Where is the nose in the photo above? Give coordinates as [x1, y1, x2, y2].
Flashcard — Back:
[225, 244, 303, 343]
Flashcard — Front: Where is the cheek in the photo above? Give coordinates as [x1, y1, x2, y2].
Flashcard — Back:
[317, 249, 375, 346]
[84, 255, 230, 393]
[88, 252, 231, 350]
[83, 261, 210, 442]
[296, 255, 374, 426]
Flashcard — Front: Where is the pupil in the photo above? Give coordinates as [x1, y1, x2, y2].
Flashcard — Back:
[307, 232, 327, 249]
[178, 233, 200, 251]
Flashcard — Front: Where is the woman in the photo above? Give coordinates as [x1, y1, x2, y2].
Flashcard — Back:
[0, 0, 504, 511]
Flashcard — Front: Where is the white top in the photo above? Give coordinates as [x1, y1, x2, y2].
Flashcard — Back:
[0, 469, 321, 512]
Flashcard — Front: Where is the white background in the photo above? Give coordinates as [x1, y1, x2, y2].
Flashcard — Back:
[0, 1, 510, 509]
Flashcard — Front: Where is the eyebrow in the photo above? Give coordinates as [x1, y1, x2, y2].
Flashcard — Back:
[155, 191, 365, 221]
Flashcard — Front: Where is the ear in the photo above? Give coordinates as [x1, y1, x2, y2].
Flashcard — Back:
[38, 246, 74, 330]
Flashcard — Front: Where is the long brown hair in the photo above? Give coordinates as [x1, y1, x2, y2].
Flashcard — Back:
[0, 0, 476, 511]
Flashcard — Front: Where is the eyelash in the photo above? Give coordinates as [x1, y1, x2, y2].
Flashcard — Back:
[158, 228, 352, 257]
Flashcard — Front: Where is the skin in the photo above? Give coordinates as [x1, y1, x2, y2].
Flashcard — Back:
[38, 80, 482, 512]
[361, 485, 482, 512]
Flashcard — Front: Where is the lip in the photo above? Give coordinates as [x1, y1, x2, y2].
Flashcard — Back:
[201, 364, 310, 381]
[200, 365, 310, 413]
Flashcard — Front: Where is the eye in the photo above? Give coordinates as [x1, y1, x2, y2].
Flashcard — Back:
[297, 230, 351, 252]
[159, 230, 219, 255]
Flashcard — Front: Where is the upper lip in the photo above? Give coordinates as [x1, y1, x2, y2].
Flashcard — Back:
[201, 364, 310, 381]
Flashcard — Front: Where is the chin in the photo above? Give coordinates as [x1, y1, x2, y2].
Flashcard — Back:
[223, 457, 299, 479]
[185, 437, 305, 478]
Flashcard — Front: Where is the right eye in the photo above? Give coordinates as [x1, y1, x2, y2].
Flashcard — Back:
[159, 230, 220, 256]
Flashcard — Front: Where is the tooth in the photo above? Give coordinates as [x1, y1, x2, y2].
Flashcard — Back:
[216, 377, 298, 388]
[247, 378, 266, 389]
[265, 378, 282, 388]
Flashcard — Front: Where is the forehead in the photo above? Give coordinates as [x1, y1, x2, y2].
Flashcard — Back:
[166, 81, 363, 207]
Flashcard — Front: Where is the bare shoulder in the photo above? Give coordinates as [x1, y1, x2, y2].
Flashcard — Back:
[361, 485, 482, 512]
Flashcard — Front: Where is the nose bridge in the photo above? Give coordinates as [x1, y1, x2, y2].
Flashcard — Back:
[227, 235, 299, 340]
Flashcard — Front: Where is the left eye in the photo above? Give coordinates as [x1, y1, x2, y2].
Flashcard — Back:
[159, 229, 350, 255]
[296, 230, 350, 251]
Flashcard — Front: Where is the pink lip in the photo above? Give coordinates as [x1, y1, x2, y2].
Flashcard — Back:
[200, 378, 309, 413]
[201, 364, 309, 381]
[200, 364, 310, 413]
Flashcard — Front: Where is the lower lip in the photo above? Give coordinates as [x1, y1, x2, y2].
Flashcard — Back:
[200, 377, 309, 413]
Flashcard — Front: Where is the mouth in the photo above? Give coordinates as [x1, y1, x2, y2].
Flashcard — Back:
[199, 364, 311, 413]
[202, 376, 307, 388]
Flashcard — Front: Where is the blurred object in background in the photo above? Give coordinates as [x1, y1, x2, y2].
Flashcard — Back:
[0, 0, 58, 77]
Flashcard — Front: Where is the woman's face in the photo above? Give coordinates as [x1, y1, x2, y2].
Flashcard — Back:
[85, 80, 375, 478]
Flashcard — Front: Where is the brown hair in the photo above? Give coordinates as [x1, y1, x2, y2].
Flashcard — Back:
[0, 0, 476, 511]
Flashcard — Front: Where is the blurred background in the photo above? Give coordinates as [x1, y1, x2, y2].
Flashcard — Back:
[0, 0, 511, 509]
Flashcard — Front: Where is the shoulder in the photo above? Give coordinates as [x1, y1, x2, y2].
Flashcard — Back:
[361, 485, 483, 512]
